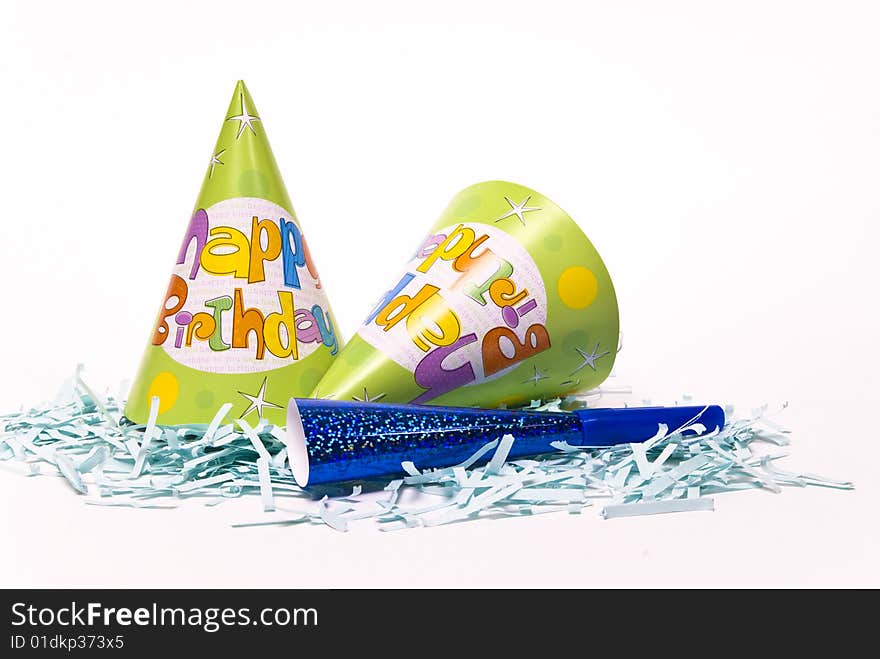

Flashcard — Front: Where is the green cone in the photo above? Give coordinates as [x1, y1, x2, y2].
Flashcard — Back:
[311, 180, 618, 408]
[125, 81, 343, 425]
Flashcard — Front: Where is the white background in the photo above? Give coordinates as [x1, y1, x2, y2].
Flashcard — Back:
[1, 1, 877, 587]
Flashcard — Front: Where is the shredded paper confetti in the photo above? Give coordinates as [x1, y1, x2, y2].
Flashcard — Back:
[0, 367, 852, 532]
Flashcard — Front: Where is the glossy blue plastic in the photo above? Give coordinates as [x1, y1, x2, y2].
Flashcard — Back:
[573, 405, 725, 446]
[289, 399, 725, 486]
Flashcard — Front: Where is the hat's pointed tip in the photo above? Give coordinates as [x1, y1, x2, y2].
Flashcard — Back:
[223, 79, 258, 120]
[227, 79, 251, 103]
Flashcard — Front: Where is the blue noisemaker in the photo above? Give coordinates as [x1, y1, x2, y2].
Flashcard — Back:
[285, 399, 725, 487]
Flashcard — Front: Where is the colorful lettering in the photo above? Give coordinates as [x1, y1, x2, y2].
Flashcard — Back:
[176, 209, 208, 280]
[302, 236, 321, 288]
[204, 296, 232, 351]
[159, 200, 337, 371]
[417, 233, 446, 258]
[231, 288, 265, 359]
[375, 284, 440, 332]
[173, 312, 192, 349]
[451, 233, 491, 273]
[489, 278, 528, 308]
[248, 216, 282, 283]
[482, 324, 551, 377]
[313, 305, 339, 355]
[280, 218, 305, 289]
[200, 226, 250, 277]
[365, 273, 415, 325]
[416, 224, 476, 273]
[465, 258, 514, 305]
[411, 333, 479, 404]
[185, 311, 216, 346]
[405, 294, 462, 352]
[263, 291, 298, 359]
[294, 308, 323, 344]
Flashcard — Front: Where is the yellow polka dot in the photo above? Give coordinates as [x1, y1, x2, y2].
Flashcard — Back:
[557, 267, 599, 309]
[147, 371, 179, 414]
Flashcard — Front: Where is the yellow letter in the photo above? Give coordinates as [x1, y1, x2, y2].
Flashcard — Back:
[416, 225, 475, 273]
[200, 226, 251, 278]
[249, 217, 282, 283]
[264, 291, 299, 360]
[405, 294, 462, 352]
[376, 284, 439, 332]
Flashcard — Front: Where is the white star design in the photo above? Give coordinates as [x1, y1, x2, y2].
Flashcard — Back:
[352, 387, 386, 403]
[571, 343, 610, 374]
[523, 365, 549, 386]
[239, 377, 281, 420]
[208, 149, 225, 178]
[225, 94, 261, 140]
[494, 195, 541, 226]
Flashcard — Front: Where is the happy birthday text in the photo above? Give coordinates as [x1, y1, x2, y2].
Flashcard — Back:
[151, 208, 338, 360]
[365, 224, 550, 403]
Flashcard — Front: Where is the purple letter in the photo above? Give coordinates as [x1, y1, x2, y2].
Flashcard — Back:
[411, 333, 478, 404]
[176, 209, 209, 280]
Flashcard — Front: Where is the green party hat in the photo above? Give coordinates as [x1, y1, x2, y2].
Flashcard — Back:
[125, 81, 343, 425]
[311, 181, 618, 408]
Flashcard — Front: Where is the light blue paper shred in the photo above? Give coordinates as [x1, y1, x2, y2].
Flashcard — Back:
[0, 369, 854, 531]
[164, 428, 179, 451]
[485, 434, 516, 475]
[54, 452, 87, 494]
[456, 438, 499, 469]
[130, 397, 159, 478]
[256, 457, 274, 512]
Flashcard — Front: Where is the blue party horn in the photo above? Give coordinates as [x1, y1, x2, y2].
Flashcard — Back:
[286, 399, 724, 487]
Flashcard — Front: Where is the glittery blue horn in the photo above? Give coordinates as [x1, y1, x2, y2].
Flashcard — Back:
[285, 399, 725, 487]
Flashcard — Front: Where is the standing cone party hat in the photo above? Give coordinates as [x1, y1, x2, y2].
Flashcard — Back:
[125, 81, 342, 426]
[311, 181, 618, 408]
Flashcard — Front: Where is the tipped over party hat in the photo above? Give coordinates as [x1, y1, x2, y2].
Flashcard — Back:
[125, 81, 343, 425]
[311, 180, 618, 408]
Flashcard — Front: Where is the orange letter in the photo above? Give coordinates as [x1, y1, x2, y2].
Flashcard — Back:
[481, 324, 551, 377]
[452, 233, 490, 273]
[231, 288, 266, 359]
[302, 235, 322, 289]
[488, 278, 528, 308]
[249, 216, 282, 283]
[152, 275, 188, 346]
